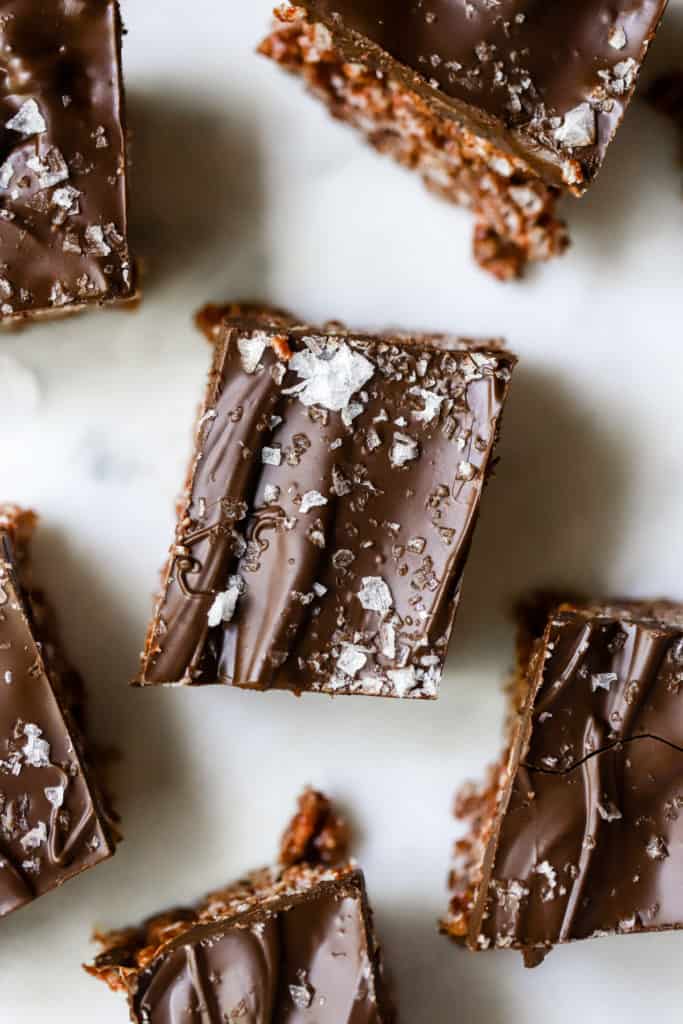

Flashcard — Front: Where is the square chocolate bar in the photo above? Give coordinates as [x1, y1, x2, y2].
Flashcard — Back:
[0, 506, 118, 919]
[137, 307, 516, 697]
[261, 2, 667, 279]
[0, 0, 134, 321]
[87, 789, 395, 1023]
[444, 598, 683, 965]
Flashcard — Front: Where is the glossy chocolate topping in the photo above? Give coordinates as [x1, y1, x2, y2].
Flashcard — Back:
[524, 603, 683, 772]
[138, 312, 516, 698]
[87, 787, 393, 1024]
[465, 600, 683, 961]
[0, 507, 116, 919]
[133, 886, 382, 1024]
[0, 0, 133, 320]
[303, 0, 668, 190]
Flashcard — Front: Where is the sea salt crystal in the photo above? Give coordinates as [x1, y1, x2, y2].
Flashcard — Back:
[597, 800, 622, 822]
[207, 577, 245, 627]
[331, 465, 352, 496]
[44, 785, 65, 809]
[380, 622, 396, 659]
[84, 225, 111, 256]
[0, 159, 14, 189]
[20, 822, 47, 850]
[390, 433, 419, 467]
[609, 26, 627, 49]
[646, 836, 669, 861]
[284, 340, 374, 412]
[49, 281, 72, 307]
[357, 577, 393, 615]
[26, 148, 69, 189]
[300, 490, 328, 514]
[238, 333, 268, 374]
[535, 861, 557, 902]
[51, 185, 81, 212]
[591, 672, 617, 692]
[554, 103, 596, 148]
[6, 99, 46, 135]
[337, 644, 368, 678]
[22, 724, 50, 767]
[341, 400, 364, 427]
[289, 971, 314, 1009]
[387, 666, 417, 697]
[262, 446, 282, 466]
[408, 386, 444, 423]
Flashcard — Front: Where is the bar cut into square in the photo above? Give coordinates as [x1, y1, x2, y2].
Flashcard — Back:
[0, 506, 118, 920]
[260, 1, 668, 280]
[443, 597, 683, 966]
[136, 305, 516, 698]
[0, 0, 134, 322]
[87, 789, 394, 1023]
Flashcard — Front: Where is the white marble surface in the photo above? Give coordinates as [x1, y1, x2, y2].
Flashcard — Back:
[3, 1, 683, 1020]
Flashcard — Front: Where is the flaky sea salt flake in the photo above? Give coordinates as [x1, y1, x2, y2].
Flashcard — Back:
[207, 576, 245, 627]
[408, 386, 445, 423]
[262, 446, 282, 466]
[20, 821, 47, 850]
[390, 432, 419, 467]
[44, 785, 65, 809]
[6, 99, 46, 135]
[591, 672, 617, 692]
[609, 26, 627, 49]
[289, 970, 314, 1009]
[646, 835, 669, 861]
[337, 644, 368, 678]
[22, 725, 50, 768]
[300, 490, 328, 514]
[554, 103, 596, 148]
[388, 666, 417, 697]
[284, 340, 374, 412]
[238, 333, 268, 374]
[84, 225, 111, 256]
[358, 576, 393, 615]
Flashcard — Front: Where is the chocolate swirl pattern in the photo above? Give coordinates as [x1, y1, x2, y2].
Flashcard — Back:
[445, 601, 683, 964]
[0, 507, 117, 919]
[138, 310, 516, 699]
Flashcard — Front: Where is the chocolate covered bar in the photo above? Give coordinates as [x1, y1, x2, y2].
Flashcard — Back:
[0, 0, 134, 322]
[260, 2, 668, 280]
[136, 306, 516, 697]
[0, 506, 118, 919]
[443, 597, 683, 966]
[87, 788, 395, 1023]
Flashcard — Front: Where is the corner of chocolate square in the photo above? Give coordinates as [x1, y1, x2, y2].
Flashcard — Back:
[136, 305, 516, 698]
[443, 596, 683, 965]
[86, 789, 395, 1023]
[0, 0, 134, 323]
[0, 505, 118, 920]
[260, 2, 667, 279]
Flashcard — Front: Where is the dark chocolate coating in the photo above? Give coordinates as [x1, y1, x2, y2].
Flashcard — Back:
[469, 602, 683, 958]
[138, 314, 516, 698]
[0, 0, 133, 320]
[0, 523, 115, 919]
[133, 879, 383, 1024]
[303, 0, 668, 190]
[525, 603, 683, 771]
[482, 740, 683, 950]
